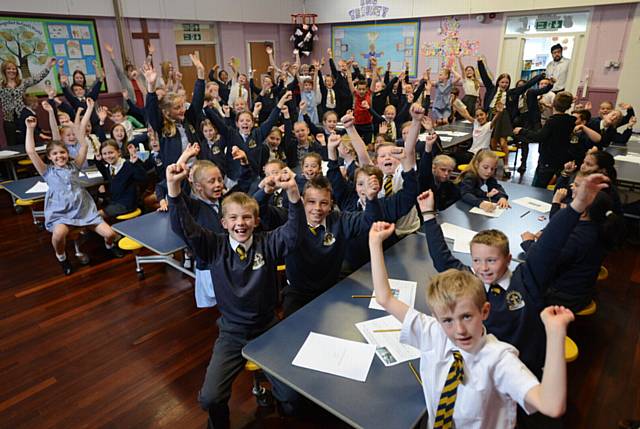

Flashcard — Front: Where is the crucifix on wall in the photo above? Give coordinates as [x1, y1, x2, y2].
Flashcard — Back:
[132, 18, 160, 56]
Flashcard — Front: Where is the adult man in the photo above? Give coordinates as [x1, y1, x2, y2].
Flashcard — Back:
[545, 44, 570, 93]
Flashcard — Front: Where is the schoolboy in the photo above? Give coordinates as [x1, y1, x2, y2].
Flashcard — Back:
[346, 63, 376, 147]
[418, 172, 610, 380]
[260, 173, 383, 316]
[167, 162, 305, 427]
[369, 221, 573, 428]
[417, 132, 460, 210]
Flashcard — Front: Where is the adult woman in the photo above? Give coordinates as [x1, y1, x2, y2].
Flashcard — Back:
[0, 57, 55, 146]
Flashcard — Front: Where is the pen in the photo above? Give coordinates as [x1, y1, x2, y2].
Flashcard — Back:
[373, 329, 401, 333]
[351, 295, 375, 299]
[409, 362, 423, 386]
[520, 210, 530, 218]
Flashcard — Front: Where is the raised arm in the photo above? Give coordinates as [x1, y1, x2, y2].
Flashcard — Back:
[369, 222, 409, 321]
[41, 100, 61, 141]
[476, 56, 494, 89]
[342, 114, 373, 166]
[24, 117, 48, 176]
[73, 98, 94, 168]
[404, 103, 423, 168]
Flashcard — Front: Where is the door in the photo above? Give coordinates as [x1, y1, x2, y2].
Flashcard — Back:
[176, 44, 217, 100]
[248, 41, 273, 81]
[498, 36, 525, 84]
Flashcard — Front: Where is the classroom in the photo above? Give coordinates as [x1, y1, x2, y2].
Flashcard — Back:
[0, 0, 639, 428]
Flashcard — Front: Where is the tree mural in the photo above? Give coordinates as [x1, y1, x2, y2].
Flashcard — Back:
[0, 25, 49, 79]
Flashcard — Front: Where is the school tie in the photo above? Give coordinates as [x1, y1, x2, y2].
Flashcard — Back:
[434, 351, 464, 429]
[384, 175, 393, 197]
[110, 165, 116, 176]
[238, 83, 243, 98]
[489, 283, 503, 296]
[308, 224, 324, 236]
[496, 89, 504, 107]
[236, 244, 247, 261]
[328, 89, 335, 107]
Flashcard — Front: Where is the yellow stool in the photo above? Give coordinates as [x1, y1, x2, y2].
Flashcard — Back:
[457, 164, 469, 172]
[277, 265, 286, 272]
[17, 159, 33, 166]
[508, 145, 517, 152]
[118, 237, 143, 251]
[493, 151, 506, 158]
[547, 184, 556, 191]
[597, 266, 608, 281]
[0, 180, 11, 190]
[576, 300, 597, 316]
[245, 361, 271, 406]
[565, 337, 579, 362]
[245, 360, 261, 372]
[15, 198, 38, 206]
[116, 207, 142, 220]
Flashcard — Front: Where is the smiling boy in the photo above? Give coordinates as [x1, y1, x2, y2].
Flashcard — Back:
[369, 222, 573, 428]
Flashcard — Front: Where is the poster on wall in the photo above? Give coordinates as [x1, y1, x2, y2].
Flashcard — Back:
[0, 16, 105, 95]
[332, 20, 420, 77]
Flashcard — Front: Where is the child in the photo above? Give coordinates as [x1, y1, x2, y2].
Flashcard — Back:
[254, 159, 290, 210]
[95, 140, 148, 218]
[298, 152, 323, 190]
[24, 103, 123, 276]
[457, 149, 509, 212]
[457, 106, 503, 165]
[449, 87, 475, 123]
[419, 172, 610, 382]
[458, 57, 480, 115]
[167, 162, 304, 427]
[431, 66, 461, 125]
[369, 221, 572, 428]
[144, 54, 205, 168]
[513, 92, 576, 188]
[110, 123, 130, 157]
[417, 132, 460, 211]
[521, 174, 624, 313]
[198, 119, 227, 176]
[16, 94, 44, 145]
[327, 48, 354, 117]
[109, 105, 137, 141]
[346, 63, 376, 147]
[298, 75, 322, 125]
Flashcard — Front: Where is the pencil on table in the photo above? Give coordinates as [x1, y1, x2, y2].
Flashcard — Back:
[373, 329, 401, 333]
[409, 362, 422, 386]
[520, 210, 531, 218]
[351, 295, 375, 298]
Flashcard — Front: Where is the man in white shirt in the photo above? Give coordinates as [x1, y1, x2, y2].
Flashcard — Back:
[545, 44, 570, 93]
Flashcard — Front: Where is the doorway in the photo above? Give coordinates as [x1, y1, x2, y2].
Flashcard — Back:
[247, 41, 274, 83]
[176, 44, 217, 100]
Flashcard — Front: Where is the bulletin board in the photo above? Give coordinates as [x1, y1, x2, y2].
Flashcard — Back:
[331, 20, 420, 78]
[0, 16, 106, 95]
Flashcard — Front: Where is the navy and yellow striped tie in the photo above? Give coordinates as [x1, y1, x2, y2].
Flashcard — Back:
[384, 175, 393, 197]
[236, 245, 247, 261]
[433, 351, 464, 429]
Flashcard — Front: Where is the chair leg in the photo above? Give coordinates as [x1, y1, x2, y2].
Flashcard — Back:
[73, 233, 90, 265]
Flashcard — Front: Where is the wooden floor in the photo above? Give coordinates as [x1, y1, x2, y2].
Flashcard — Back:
[0, 157, 639, 428]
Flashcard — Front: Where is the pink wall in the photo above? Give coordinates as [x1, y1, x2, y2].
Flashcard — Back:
[583, 3, 635, 89]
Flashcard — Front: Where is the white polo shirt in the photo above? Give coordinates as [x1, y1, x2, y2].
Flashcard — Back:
[400, 308, 539, 429]
[545, 57, 570, 92]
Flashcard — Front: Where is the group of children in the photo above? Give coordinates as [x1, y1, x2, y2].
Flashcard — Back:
[8, 38, 636, 428]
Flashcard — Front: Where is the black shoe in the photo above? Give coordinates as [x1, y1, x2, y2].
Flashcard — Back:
[503, 171, 512, 179]
[517, 164, 526, 173]
[59, 259, 73, 275]
[109, 246, 125, 258]
[254, 387, 274, 408]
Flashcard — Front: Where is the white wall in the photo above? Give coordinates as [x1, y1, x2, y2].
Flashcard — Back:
[305, 0, 639, 23]
[617, 3, 640, 130]
[0, 0, 304, 23]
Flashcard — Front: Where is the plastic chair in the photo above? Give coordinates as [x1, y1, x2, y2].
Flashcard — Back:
[565, 337, 579, 362]
[576, 300, 597, 316]
[116, 207, 142, 221]
[245, 361, 271, 407]
[457, 164, 469, 172]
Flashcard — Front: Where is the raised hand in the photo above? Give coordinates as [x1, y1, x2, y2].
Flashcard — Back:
[540, 305, 574, 334]
[378, 122, 388, 135]
[410, 102, 425, 120]
[563, 160, 576, 174]
[416, 190, 435, 212]
[157, 198, 169, 212]
[327, 132, 341, 150]
[266, 46, 273, 55]
[299, 99, 308, 112]
[166, 163, 189, 187]
[142, 62, 157, 87]
[25, 116, 38, 130]
[231, 146, 249, 165]
[389, 147, 406, 161]
[278, 91, 293, 108]
[570, 173, 610, 213]
[41, 100, 53, 113]
[97, 106, 109, 123]
[315, 133, 326, 146]
[341, 114, 355, 129]
[553, 188, 568, 204]
[369, 221, 396, 245]
[259, 176, 277, 194]
[365, 174, 381, 200]
[121, 89, 129, 100]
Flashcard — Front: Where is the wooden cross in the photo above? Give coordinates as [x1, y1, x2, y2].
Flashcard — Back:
[131, 18, 160, 56]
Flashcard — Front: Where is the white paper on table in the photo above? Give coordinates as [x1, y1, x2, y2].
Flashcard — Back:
[448, 131, 468, 137]
[35, 145, 47, 151]
[512, 197, 552, 213]
[292, 332, 376, 382]
[435, 130, 454, 136]
[369, 279, 416, 311]
[26, 181, 49, 193]
[0, 150, 19, 157]
[469, 206, 506, 218]
[460, 119, 472, 124]
[441, 222, 477, 254]
[83, 170, 103, 179]
[355, 315, 420, 366]
[614, 154, 640, 164]
[439, 136, 453, 142]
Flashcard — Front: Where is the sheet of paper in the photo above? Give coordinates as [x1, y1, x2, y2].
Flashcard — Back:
[441, 222, 477, 254]
[434, 130, 454, 136]
[369, 279, 417, 311]
[26, 181, 49, 194]
[35, 145, 47, 151]
[83, 170, 103, 179]
[448, 131, 468, 137]
[615, 154, 640, 164]
[0, 150, 19, 157]
[469, 206, 506, 218]
[439, 136, 453, 142]
[355, 315, 420, 366]
[512, 197, 552, 213]
[292, 332, 376, 382]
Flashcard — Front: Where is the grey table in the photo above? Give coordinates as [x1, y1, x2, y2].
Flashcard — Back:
[112, 211, 194, 279]
[243, 234, 434, 429]
[437, 181, 553, 260]
[606, 142, 640, 190]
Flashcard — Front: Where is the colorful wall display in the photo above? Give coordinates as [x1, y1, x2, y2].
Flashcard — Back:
[421, 17, 480, 71]
[0, 16, 105, 95]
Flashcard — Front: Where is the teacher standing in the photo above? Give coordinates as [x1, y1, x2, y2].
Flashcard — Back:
[545, 43, 570, 94]
[0, 57, 55, 146]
